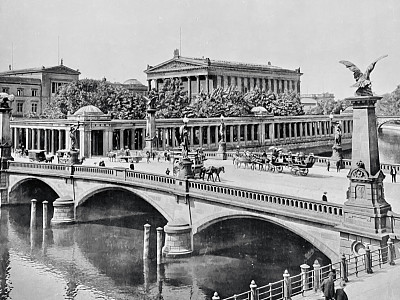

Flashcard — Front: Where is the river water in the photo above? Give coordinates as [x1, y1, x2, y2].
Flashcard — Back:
[1, 127, 399, 300]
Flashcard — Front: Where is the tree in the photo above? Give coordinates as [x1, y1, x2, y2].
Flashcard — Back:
[155, 78, 189, 119]
[307, 97, 350, 115]
[376, 85, 400, 115]
[41, 79, 147, 120]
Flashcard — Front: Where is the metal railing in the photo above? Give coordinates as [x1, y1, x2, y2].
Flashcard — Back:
[217, 241, 397, 300]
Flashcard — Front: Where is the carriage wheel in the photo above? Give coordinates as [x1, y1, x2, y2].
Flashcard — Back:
[300, 168, 309, 176]
[276, 166, 283, 172]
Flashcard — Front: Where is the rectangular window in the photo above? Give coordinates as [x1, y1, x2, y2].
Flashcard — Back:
[31, 89, 38, 97]
[17, 89, 23, 96]
[31, 103, 38, 113]
[52, 82, 67, 94]
[17, 102, 23, 113]
[2, 87, 9, 93]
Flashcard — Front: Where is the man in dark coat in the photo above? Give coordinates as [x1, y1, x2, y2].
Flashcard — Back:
[335, 280, 348, 300]
[321, 271, 335, 300]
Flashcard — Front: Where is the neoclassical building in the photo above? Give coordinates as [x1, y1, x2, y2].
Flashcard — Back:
[145, 50, 302, 97]
[0, 61, 80, 117]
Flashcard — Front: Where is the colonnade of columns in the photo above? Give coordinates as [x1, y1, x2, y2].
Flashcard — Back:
[12, 127, 68, 154]
[11, 117, 352, 157]
[148, 75, 300, 99]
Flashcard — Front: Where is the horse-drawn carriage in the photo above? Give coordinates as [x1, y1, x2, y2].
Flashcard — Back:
[28, 150, 54, 163]
[234, 148, 316, 176]
[56, 149, 85, 165]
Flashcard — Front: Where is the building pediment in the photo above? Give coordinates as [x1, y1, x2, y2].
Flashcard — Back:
[44, 65, 81, 75]
[145, 58, 208, 74]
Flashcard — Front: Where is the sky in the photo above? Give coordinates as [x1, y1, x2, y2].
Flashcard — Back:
[1, 0, 399, 100]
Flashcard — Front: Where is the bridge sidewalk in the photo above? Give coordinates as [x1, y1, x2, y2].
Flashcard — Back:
[294, 262, 400, 300]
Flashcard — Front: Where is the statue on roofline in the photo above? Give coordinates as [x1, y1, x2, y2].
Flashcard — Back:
[339, 55, 388, 97]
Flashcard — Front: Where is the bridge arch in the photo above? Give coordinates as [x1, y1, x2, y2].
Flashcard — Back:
[193, 212, 339, 262]
[377, 117, 400, 130]
[76, 185, 173, 222]
[9, 176, 61, 204]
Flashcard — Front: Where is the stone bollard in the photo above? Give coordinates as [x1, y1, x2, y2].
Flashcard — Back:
[313, 260, 321, 292]
[341, 254, 348, 282]
[30, 199, 37, 228]
[42, 200, 48, 229]
[283, 269, 292, 300]
[300, 264, 310, 293]
[143, 224, 151, 259]
[156, 227, 163, 265]
[212, 292, 220, 300]
[250, 280, 258, 300]
[365, 245, 373, 274]
[387, 238, 396, 266]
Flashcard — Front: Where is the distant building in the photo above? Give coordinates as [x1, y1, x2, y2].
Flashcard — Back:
[0, 61, 80, 117]
[145, 49, 302, 98]
[300, 93, 335, 112]
[116, 79, 147, 95]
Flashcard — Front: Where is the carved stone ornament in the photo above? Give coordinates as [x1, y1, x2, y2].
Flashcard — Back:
[161, 61, 195, 70]
[349, 167, 369, 179]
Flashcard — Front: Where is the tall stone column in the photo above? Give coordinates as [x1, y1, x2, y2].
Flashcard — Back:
[196, 76, 201, 94]
[217, 75, 222, 87]
[262, 78, 267, 91]
[187, 77, 192, 100]
[25, 128, 29, 150]
[31, 129, 35, 150]
[206, 75, 210, 95]
[37, 129, 41, 150]
[273, 79, 278, 93]
[44, 129, 48, 153]
[340, 95, 392, 256]
[58, 129, 62, 151]
[223, 76, 228, 88]
[206, 126, 211, 149]
[237, 77, 242, 92]
[250, 78, 254, 91]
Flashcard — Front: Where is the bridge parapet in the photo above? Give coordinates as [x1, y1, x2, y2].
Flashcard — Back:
[188, 180, 344, 225]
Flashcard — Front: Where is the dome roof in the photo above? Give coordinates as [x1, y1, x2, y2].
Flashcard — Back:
[123, 78, 144, 85]
[73, 105, 104, 116]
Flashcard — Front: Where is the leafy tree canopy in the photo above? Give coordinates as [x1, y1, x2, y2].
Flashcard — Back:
[306, 97, 350, 115]
[376, 85, 400, 116]
[40, 79, 147, 120]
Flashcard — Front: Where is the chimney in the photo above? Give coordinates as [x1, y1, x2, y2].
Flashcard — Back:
[173, 49, 180, 58]
[8, 65, 11, 70]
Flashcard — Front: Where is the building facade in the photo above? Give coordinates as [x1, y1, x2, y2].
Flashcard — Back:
[145, 50, 303, 97]
[300, 93, 335, 112]
[0, 62, 80, 117]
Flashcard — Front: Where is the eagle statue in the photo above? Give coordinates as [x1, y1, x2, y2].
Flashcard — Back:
[339, 55, 388, 97]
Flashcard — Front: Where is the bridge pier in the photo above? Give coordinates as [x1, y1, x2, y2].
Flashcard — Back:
[51, 196, 75, 225]
[162, 219, 192, 257]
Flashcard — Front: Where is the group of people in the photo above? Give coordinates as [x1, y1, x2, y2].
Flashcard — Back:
[321, 272, 348, 300]
[326, 159, 343, 172]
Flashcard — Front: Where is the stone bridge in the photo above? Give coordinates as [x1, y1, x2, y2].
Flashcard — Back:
[3, 162, 399, 263]
[376, 115, 400, 130]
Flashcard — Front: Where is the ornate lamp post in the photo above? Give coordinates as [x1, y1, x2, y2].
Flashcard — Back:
[217, 114, 227, 160]
[0, 93, 14, 169]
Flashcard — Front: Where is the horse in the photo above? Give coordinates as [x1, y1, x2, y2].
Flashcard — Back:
[107, 151, 117, 162]
[201, 166, 225, 182]
[44, 154, 54, 163]
[235, 156, 251, 169]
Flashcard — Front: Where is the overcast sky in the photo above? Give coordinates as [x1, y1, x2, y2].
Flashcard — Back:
[1, 0, 399, 99]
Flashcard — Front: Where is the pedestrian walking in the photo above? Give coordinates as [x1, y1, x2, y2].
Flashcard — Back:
[336, 160, 341, 172]
[130, 163, 135, 170]
[146, 151, 151, 163]
[334, 280, 348, 300]
[390, 167, 397, 183]
[327, 160, 330, 172]
[165, 168, 170, 175]
[322, 192, 328, 202]
[152, 151, 156, 161]
[321, 271, 335, 300]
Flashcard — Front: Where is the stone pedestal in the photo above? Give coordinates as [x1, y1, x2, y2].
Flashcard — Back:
[69, 150, 80, 165]
[143, 108, 157, 153]
[340, 96, 392, 256]
[216, 141, 227, 160]
[330, 145, 344, 169]
[51, 196, 75, 225]
[162, 219, 192, 257]
[177, 158, 194, 179]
